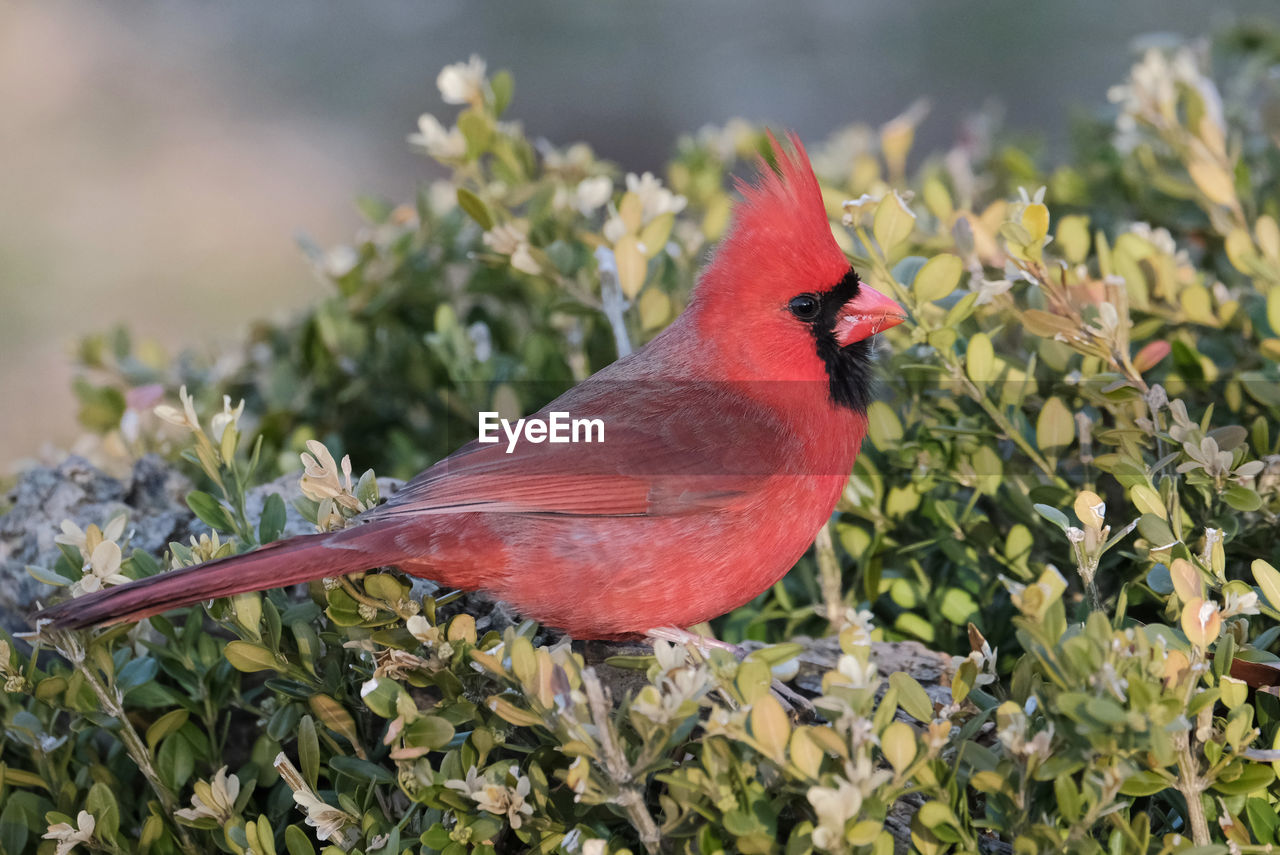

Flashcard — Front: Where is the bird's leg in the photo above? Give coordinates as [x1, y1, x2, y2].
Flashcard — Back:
[644, 627, 816, 720]
[645, 625, 744, 655]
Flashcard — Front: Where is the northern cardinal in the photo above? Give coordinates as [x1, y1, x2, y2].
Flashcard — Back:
[35, 133, 904, 640]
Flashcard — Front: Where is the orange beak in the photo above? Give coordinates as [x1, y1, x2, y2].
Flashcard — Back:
[833, 284, 906, 346]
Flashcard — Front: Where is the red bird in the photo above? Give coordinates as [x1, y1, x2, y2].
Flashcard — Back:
[35, 134, 904, 640]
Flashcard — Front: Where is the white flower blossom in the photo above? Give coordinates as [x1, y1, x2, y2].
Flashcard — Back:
[1223, 589, 1260, 618]
[835, 654, 879, 690]
[294, 790, 356, 842]
[43, 811, 95, 855]
[445, 766, 535, 829]
[483, 222, 541, 275]
[573, 175, 613, 215]
[970, 275, 1013, 306]
[624, 172, 687, 222]
[601, 210, 628, 243]
[299, 440, 360, 511]
[408, 114, 466, 160]
[808, 779, 863, 849]
[322, 245, 359, 278]
[154, 385, 201, 432]
[209, 395, 245, 443]
[175, 766, 241, 823]
[841, 192, 883, 227]
[696, 117, 757, 162]
[437, 55, 487, 106]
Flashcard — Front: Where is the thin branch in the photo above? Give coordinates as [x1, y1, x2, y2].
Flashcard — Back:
[582, 667, 662, 854]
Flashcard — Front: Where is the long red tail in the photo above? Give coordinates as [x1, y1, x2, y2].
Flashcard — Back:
[32, 520, 409, 630]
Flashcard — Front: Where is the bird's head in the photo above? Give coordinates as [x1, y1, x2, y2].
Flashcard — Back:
[689, 132, 905, 412]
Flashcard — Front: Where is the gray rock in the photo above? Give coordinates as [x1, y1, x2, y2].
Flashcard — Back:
[0, 455, 409, 632]
[0, 455, 193, 630]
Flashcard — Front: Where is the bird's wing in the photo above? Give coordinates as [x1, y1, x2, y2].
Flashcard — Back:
[363, 380, 801, 519]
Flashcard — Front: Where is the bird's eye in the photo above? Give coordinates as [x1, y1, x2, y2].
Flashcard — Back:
[788, 294, 820, 321]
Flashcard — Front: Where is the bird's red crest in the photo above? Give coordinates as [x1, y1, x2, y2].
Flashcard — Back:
[701, 131, 850, 301]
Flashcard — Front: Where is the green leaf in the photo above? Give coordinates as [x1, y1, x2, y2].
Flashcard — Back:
[1211, 764, 1274, 795]
[456, 109, 492, 157]
[285, 824, 316, 855]
[1223, 484, 1262, 511]
[490, 69, 514, 116]
[26, 564, 73, 587]
[1137, 514, 1177, 550]
[186, 491, 235, 534]
[117, 657, 158, 693]
[86, 782, 120, 843]
[146, 709, 190, 752]
[1033, 503, 1070, 531]
[889, 672, 934, 722]
[298, 715, 320, 790]
[404, 715, 456, 750]
[456, 187, 494, 230]
[258, 493, 287, 544]
[1119, 770, 1172, 796]
[329, 755, 395, 785]
[223, 641, 282, 673]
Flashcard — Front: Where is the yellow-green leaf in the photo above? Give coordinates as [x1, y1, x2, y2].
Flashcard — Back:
[921, 177, 953, 221]
[1130, 483, 1166, 520]
[1253, 559, 1280, 611]
[223, 641, 282, 673]
[1220, 676, 1248, 710]
[748, 694, 791, 760]
[966, 333, 995, 385]
[1021, 202, 1050, 244]
[1268, 288, 1280, 337]
[888, 672, 934, 721]
[881, 721, 916, 774]
[1188, 157, 1237, 207]
[309, 694, 361, 751]
[637, 288, 672, 331]
[866, 401, 903, 451]
[873, 192, 916, 254]
[1036, 396, 1075, 452]
[614, 235, 647, 299]
[1056, 215, 1090, 264]
[788, 727, 824, 779]
[638, 213, 674, 258]
[1170, 558, 1204, 603]
[146, 709, 190, 752]
[457, 187, 494, 230]
[913, 254, 963, 303]
[1073, 490, 1104, 528]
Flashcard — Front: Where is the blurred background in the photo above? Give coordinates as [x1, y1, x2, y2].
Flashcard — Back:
[2, 0, 1275, 465]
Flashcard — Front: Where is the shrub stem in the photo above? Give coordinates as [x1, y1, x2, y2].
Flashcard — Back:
[1175, 732, 1210, 846]
[583, 667, 662, 854]
[51, 631, 204, 855]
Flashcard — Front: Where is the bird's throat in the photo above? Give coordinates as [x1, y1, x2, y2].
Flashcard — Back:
[806, 269, 876, 412]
